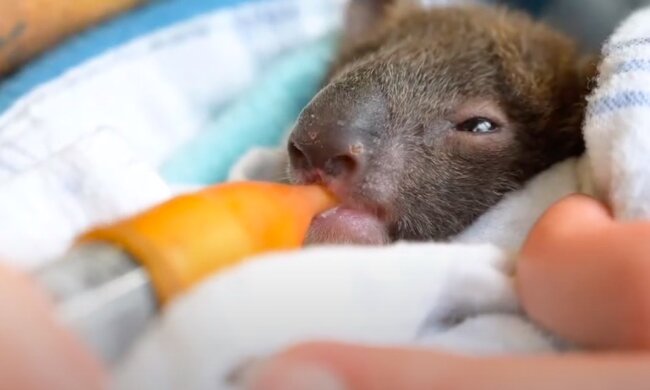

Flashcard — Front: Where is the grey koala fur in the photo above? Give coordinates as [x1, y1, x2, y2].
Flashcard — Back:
[288, 0, 596, 245]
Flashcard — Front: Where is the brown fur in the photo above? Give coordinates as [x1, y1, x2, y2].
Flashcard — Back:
[289, 1, 597, 243]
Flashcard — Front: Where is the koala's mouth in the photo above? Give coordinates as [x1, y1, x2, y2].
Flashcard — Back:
[305, 204, 391, 246]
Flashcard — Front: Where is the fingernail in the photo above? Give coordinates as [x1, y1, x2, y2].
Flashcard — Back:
[235, 359, 347, 390]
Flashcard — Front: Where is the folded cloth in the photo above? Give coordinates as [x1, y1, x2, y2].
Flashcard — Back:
[116, 243, 562, 390]
[584, 6, 650, 220]
[161, 35, 338, 185]
[0, 0, 346, 184]
[0, 129, 170, 270]
[115, 6, 650, 390]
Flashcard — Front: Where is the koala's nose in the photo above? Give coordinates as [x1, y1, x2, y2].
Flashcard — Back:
[288, 84, 387, 183]
[288, 128, 364, 181]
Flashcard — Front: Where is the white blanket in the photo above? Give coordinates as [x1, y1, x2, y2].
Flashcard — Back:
[114, 6, 650, 390]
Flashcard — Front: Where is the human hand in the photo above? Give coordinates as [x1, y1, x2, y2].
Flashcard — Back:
[517, 194, 650, 349]
[242, 342, 650, 390]
[0, 263, 106, 389]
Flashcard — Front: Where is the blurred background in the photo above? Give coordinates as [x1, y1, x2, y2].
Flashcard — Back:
[501, 0, 648, 50]
[0, 0, 646, 79]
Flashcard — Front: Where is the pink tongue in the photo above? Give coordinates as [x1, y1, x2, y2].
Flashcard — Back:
[305, 207, 389, 246]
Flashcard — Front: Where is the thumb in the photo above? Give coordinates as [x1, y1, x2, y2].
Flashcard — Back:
[523, 194, 613, 253]
[0, 263, 107, 390]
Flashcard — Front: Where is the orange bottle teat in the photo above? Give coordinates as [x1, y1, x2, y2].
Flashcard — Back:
[81, 182, 336, 304]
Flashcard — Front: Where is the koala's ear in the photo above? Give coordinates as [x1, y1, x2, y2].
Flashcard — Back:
[342, 0, 417, 46]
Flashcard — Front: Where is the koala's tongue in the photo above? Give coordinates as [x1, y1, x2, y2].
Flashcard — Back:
[305, 207, 389, 246]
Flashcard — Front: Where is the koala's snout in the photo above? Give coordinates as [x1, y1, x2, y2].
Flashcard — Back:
[288, 126, 365, 183]
[288, 83, 388, 185]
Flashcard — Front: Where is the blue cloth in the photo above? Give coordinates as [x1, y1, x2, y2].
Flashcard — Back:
[161, 36, 337, 185]
[0, 0, 257, 114]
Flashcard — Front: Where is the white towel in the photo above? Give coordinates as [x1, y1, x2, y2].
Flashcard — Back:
[0, 129, 170, 270]
[584, 7, 650, 220]
[114, 6, 650, 390]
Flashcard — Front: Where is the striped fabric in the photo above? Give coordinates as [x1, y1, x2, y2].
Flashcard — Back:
[585, 6, 650, 220]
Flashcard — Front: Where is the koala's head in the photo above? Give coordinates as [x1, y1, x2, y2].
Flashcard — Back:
[288, 0, 595, 245]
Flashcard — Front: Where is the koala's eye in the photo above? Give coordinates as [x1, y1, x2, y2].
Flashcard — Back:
[455, 117, 499, 134]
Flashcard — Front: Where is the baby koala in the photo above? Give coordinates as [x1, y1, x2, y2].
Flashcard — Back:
[288, 0, 595, 245]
